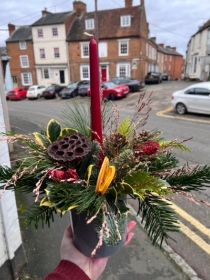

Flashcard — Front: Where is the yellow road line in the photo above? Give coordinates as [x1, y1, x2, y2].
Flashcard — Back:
[157, 107, 210, 124]
[179, 221, 210, 255]
[170, 202, 210, 238]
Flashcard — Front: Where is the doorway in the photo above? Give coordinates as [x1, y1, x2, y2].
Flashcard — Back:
[59, 70, 65, 84]
[101, 66, 107, 82]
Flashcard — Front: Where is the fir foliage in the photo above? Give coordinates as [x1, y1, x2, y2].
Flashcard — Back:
[136, 193, 180, 245]
[164, 164, 210, 192]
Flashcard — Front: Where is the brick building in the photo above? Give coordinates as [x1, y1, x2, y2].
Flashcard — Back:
[5, 0, 183, 86]
[6, 24, 37, 87]
[67, 0, 150, 81]
[150, 38, 184, 80]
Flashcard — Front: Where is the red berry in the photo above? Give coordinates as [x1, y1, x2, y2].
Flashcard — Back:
[49, 169, 65, 180]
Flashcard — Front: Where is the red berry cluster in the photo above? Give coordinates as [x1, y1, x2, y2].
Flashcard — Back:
[48, 168, 78, 183]
[134, 141, 160, 156]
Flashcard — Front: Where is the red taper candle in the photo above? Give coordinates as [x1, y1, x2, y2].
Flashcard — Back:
[89, 36, 103, 148]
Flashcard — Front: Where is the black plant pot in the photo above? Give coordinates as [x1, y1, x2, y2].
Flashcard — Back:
[69, 209, 127, 258]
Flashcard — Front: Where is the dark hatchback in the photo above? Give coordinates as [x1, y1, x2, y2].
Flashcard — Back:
[110, 77, 144, 92]
[42, 85, 64, 99]
[145, 72, 162, 84]
[60, 81, 90, 99]
[78, 81, 90, 97]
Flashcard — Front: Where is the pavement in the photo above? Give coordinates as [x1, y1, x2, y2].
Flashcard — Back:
[10, 117, 201, 280]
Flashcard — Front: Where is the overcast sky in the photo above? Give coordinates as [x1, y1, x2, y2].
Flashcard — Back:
[1, 0, 210, 57]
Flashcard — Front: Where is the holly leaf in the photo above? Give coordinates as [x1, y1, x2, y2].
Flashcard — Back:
[33, 132, 50, 149]
[59, 128, 78, 138]
[46, 119, 61, 142]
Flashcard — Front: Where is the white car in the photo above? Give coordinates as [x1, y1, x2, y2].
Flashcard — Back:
[26, 85, 46, 99]
[171, 82, 210, 115]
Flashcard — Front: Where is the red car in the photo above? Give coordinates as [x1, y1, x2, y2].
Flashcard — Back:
[7, 87, 28, 101]
[87, 82, 129, 100]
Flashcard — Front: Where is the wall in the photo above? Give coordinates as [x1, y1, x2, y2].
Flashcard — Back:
[6, 41, 37, 87]
[68, 37, 147, 81]
[32, 24, 70, 86]
[173, 55, 184, 80]
[0, 59, 26, 279]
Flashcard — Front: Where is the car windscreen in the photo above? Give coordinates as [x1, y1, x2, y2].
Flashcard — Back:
[46, 86, 54, 91]
[67, 83, 77, 89]
[111, 79, 120, 85]
[102, 82, 116, 88]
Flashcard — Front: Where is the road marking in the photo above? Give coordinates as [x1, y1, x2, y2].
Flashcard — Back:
[157, 107, 210, 124]
[170, 202, 210, 238]
[179, 221, 210, 255]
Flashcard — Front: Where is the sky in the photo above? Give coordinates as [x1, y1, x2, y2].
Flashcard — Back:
[1, 0, 210, 57]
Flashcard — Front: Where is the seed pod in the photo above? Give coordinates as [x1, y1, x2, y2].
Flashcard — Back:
[47, 133, 91, 162]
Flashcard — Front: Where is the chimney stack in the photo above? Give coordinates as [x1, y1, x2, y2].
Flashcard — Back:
[141, 0, 145, 5]
[73, 1, 87, 17]
[150, 37, 156, 42]
[171, 47, 176, 51]
[8, 23, 15, 36]
[158, 43, 164, 48]
[125, 0, 133, 7]
[42, 8, 51, 17]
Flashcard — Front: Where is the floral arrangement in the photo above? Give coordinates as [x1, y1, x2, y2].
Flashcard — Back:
[1, 94, 210, 256]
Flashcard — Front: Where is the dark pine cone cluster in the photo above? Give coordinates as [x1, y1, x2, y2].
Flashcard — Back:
[47, 133, 91, 162]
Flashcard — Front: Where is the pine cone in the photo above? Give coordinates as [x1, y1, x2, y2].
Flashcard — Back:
[47, 133, 91, 162]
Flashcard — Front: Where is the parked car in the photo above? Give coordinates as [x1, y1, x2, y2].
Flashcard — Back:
[171, 82, 210, 115]
[26, 85, 46, 99]
[7, 87, 28, 101]
[87, 81, 129, 100]
[145, 72, 162, 84]
[78, 81, 90, 97]
[161, 73, 169, 80]
[60, 81, 89, 99]
[42, 84, 64, 99]
[110, 77, 144, 92]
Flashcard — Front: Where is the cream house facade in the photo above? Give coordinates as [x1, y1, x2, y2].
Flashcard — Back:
[185, 19, 210, 81]
[31, 10, 74, 87]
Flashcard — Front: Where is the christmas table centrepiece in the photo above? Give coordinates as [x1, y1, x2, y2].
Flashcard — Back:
[1, 37, 210, 257]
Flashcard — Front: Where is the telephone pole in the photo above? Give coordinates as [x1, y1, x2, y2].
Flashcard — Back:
[94, 0, 99, 43]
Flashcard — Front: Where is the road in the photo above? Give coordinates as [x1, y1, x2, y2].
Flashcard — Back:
[6, 80, 210, 280]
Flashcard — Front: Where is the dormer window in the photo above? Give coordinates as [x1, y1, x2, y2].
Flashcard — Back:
[121, 15, 131, 27]
[85, 19, 94, 30]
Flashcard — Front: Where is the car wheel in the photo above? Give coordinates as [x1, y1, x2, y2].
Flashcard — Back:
[37, 94, 41, 99]
[72, 92, 76, 98]
[109, 93, 115, 101]
[129, 87, 134, 93]
[157, 79, 160, 84]
[176, 103, 187, 115]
